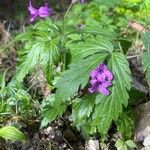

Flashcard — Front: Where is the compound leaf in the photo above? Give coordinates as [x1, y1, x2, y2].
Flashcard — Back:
[41, 94, 68, 127]
[55, 53, 108, 101]
[93, 52, 131, 136]
[68, 37, 113, 62]
[117, 111, 134, 140]
[72, 94, 96, 126]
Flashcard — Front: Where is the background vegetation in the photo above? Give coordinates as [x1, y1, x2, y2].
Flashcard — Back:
[0, 0, 150, 149]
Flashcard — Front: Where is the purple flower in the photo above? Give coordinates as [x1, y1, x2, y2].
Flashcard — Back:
[38, 3, 52, 18]
[88, 63, 113, 95]
[28, 1, 38, 22]
[80, 0, 85, 3]
[28, 1, 52, 22]
[90, 64, 113, 81]
[88, 79, 112, 95]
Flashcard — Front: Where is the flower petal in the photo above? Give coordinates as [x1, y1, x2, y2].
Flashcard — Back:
[101, 81, 112, 88]
[98, 86, 110, 95]
[105, 70, 113, 81]
[88, 79, 99, 93]
[38, 3, 51, 18]
[90, 79, 98, 86]
[88, 87, 96, 93]
[90, 69, 98, 78]
[28, 1, 38, 22]
[97, 73, 106, 81]
[28, 1, 38, 15]
[30, 14, 38, 22]
[98, 64, 107, 71]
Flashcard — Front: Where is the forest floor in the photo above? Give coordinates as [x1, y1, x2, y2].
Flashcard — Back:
[0, 19, 149, 150]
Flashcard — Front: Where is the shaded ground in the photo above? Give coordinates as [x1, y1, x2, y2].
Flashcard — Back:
[6, 119, 85, 150]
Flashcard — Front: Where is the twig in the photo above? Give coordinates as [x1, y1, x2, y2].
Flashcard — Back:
[127, 54, 142, 59]
[64, 3, 74, 19]
[63, 137, 73, 150]
[123, 20, 149, 35]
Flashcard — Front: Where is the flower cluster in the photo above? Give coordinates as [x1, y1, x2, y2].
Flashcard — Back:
[28, 1, 52, 22]
[88, 64, 113, 95]
[28, 0, 85, 22]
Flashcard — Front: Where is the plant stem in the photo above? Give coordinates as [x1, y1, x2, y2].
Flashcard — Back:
[64, 3, 74, 19]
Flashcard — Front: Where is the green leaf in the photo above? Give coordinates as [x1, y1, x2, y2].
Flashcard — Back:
[97, 0, 122, 8]
[115, 139, 136, 150]
[141, 32, 150, 51]
[142, 52, 150, 86]
[69, 37, 113, 62]
[41, 94, 68, 127]
[125, 140, 137, 149]
[33, 18, 59, 32]
[72, 94, 96, 126]
[93, 52, 131, 136]
[0, 126, 25, 142]
[115, 139, 128, 150]
[15, 39, 60, 82]
[15, 43, 43, 82]
[78, 26, 117, 39]
[141, 32, 150, 86]
[14, 19, 60, 83]
[55, 53, 108, 101]
[116, 110, 134, 140]
[72, 94, 97, 136]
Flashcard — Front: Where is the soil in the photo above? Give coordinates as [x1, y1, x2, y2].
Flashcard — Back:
[1, 118, 85, 150]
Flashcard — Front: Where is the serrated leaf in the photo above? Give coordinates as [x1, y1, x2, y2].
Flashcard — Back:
[33, 18, 59, 32]
[141, 32, 150, 51]
[15, 43, 43, 82]
[142, 52, 150, 86]
[72, 94, 96, 126]
[141, 32, 150, 86]
[55, 53, 108, 101]
[125, 140, 137, 149]
[14, 19, 60, 83]
[42, 104, 67, 123]
[41, 94, 68, 127]
[78, 26, 117, 39]
[93, 52, 131, 136]
[15, 39, 60, 82]
[117, 111, 134, 140]
[115, 139, 128, 150]
[0, 126, 25, 142]
[69, 37, 113, 62]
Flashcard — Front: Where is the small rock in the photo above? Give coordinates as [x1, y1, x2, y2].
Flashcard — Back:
[85, 139, 99, 150]
[143, 135, 150, 150]
[28, 148, 34, 150]
[134, 101, 150, 150]
[45, 126, 53, 134]
[34, 133, 40, 141]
